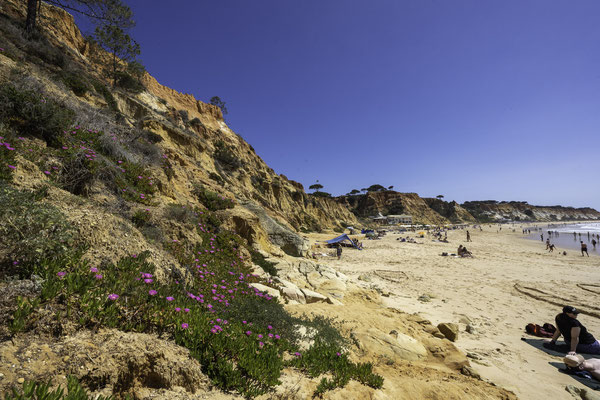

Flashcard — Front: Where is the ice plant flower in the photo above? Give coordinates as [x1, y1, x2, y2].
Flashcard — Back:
[90, 267, 98, 272]
[149, 290, 157, 296]
[95, 274, 103, 280]
[175, 307, 181, 312]
[57, 271, 66, 278]
[181, 323, 189, 329]
[108, 294, 119, 300]
[8, 165, 16, 169]
[166, 296, 174, 301]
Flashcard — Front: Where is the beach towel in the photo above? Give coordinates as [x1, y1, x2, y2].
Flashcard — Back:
[525, 323, 556, 338]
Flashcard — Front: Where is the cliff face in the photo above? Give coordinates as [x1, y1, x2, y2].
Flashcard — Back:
[423, 198, 477, 223]
[0, 0, 356, 257]
[461, 201, 600, 222]
[341, 192, 451, 225]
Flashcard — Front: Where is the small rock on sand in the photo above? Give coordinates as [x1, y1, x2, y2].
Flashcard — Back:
[437, 323, 459, 342]
[418, 294, 431, 302]
[466, 324, 477, 334]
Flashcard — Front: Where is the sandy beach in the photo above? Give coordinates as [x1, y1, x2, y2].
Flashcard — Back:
[308, 225, 600, 399]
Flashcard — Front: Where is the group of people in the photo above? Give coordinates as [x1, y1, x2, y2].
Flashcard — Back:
[543, 306, 600, 380]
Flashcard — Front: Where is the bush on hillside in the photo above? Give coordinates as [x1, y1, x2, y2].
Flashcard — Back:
[61, 71, 90, 96]
[193, 184, 235, 211]
[0, 84, 75, 146]
[0, 184, 81, 278]
[116, 71, 144, 93]
[214, 140, 242, 170]
[91, 80, 119, 112]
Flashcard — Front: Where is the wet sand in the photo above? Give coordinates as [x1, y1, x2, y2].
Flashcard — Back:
[310, 225, 600, 399]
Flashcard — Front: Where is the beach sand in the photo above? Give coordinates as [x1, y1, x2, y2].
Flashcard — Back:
[308, 226, 600, 400]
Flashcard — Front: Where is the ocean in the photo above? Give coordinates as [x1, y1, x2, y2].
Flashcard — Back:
[524, 222, 600, 255]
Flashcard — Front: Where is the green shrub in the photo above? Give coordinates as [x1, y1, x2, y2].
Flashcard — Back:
[0, 84, 75, 146]
[25, 39, 66, 68]
[4, 375, 112, 400]
[116, 71, 144, 93]
[310, 191, 332, 198]
[214, 140, 242, 169]
[0, 184, 81, 278]
[193, 184, 235, 211]
[91, 80, 118, 112]
[131, 209, 151, 227]
[61, 71, 90, 96]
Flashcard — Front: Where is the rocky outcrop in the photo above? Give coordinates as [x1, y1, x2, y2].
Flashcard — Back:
[423, 198, 477, 223]
[461, 201, 600, 222]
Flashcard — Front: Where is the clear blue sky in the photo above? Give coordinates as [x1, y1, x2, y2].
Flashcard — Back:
[94, 1, 600, 208]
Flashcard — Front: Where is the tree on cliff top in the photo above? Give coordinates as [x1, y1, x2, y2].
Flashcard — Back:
[437, 194, 444, 199]
[94, 24, 140, 86]
[25, 0, 134, 36]
[366, 184, 386, 192]
[309, 183, 323, 193]
[210, 96, 228, 115]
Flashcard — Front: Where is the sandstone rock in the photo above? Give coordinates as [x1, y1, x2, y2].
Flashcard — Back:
[300, 288, 328, 304]
[466, 324, 477, 334]
[249, 283, 280, 299]
[437, 323, 459, 342]
[418, 294, 431, 302]
[280, 286, 306, 304]
[461, 366, 481, 380]
[317, 277, 347, 294]
[326, 296, 344, 306]
[565, 384, 600, 400]
[358, 274, 371, 282]
[241, 202, 309, 257]
[353, 328, 428, 361]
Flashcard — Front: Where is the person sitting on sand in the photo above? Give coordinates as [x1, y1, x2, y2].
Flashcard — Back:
[457, 245, 472, 257]
[546, 306, 600, 355]
[564, 354, 600, 381]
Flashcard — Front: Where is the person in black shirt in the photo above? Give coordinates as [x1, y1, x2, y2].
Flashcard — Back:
[548, 306, 600, 355]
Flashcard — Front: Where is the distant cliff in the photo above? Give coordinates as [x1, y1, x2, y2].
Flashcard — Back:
[461, 201, 600, 222]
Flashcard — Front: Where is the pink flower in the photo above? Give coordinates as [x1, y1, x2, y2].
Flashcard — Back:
[90, 267, 98, 273]
[57, 271, 66, 278]
[267, 325, 273, 330]
[294, 352, 301, 357]
[108, 294, 119, 300]
[149, 290, 157, 296]
[181, 323, 189, 329]
[144, 278, 153, 284]
[95, 274, 103, 280]
[259, 342, 264, 347]
[175, 307, 181, 312]
[8, 165, 16, 169]
[166, 296, 174, 301]
[246, 331, 252, 336]
[184, 308, 190, 312]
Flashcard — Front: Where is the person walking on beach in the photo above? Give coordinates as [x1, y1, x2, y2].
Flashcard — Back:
[593, 239, 597, 249]
[546, 238, 550, 250]
[466, 230, 471, 242]
[541, 233, 544, 242]
[336, 244, 342, 260]
[581, 241, 589, 257]
[546, 306, 600, 355]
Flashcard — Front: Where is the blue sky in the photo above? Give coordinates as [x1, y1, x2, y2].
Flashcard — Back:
[92, 1, 600, 208]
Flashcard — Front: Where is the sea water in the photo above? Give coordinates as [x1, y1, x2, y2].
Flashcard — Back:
[524, 222, 600, 255]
